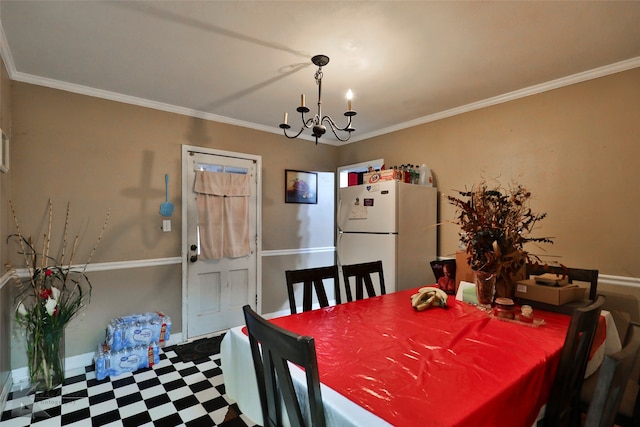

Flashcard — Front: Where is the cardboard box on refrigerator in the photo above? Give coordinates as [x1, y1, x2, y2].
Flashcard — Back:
[363, 169, 402, 184]
[515, 279, 586, 305]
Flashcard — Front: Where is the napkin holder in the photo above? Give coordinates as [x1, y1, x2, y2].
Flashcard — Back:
[456, 281, 478, 305]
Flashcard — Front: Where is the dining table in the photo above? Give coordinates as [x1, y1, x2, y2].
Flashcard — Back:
[221, 287, 604, 427]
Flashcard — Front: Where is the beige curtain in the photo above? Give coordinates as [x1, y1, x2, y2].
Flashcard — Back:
[194, 171, 251, 260]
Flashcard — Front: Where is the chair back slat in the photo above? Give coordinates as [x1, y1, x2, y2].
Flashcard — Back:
[285, 265, 340, 314]
[585, 322, 640, 427]
[341, 260, 386, 302]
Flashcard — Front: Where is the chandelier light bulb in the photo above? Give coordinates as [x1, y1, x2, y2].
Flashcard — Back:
[346, 89, 353, 111]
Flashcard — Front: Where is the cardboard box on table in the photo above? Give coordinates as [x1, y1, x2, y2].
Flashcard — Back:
[455, 251, 475, 293]
[515, 279, 587, 305]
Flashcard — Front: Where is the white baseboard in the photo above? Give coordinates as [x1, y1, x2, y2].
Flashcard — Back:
[262, 299, 338, 320]
[10, 332, 183, 389]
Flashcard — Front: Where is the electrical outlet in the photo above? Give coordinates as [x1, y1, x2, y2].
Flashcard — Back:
[162, 220, 171, 232]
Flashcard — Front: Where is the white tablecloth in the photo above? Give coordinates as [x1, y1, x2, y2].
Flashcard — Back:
[585, 309, 622, 378]
[220, 326, 392, 427]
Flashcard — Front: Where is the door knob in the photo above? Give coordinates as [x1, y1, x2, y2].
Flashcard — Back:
[190, 255, 198, 262]
[190, 244, 198, 251]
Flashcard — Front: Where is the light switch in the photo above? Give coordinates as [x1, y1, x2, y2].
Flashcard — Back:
[162, 220, 171, 232]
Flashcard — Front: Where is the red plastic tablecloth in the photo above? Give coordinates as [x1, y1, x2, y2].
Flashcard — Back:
[268, 288, 571, 427]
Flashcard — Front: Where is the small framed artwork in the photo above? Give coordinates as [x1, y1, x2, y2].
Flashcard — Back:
[285, 169, 317, 204]
[0, 129, 8, 173]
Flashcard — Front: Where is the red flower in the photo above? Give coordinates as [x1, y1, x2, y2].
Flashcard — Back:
[39, 288, 52, 299]
[45, 269, 53, 277]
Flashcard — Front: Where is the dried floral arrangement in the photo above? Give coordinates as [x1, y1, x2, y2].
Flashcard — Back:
[447, 181, 554, 281]
[7, 199, 109, 391]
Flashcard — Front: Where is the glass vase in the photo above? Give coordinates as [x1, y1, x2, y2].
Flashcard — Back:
[27, 326, 65, 392]
[495, 265, 527, 300]
[474, 271, 496, 311]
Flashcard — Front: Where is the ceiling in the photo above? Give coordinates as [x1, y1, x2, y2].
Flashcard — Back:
[1, 1, 640, 145]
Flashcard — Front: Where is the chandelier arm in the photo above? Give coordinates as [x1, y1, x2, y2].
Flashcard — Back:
[282, 126, 307, 139]
[282, 112, 322, 139]
[327, 126, 353, 142]
[321, 116, 352, 142]
[322, 115, 354, 133]
[301, 112, 319, 129]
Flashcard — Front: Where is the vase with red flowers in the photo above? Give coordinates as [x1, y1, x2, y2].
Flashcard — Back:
[9, 200, 109, 392]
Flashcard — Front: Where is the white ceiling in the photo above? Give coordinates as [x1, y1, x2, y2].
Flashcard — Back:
[1, 1, 640, 145]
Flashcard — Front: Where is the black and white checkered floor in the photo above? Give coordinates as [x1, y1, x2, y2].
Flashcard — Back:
[1, 336, 259, 427]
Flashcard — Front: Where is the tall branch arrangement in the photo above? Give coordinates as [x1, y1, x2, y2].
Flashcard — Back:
[7, 199, 110, 390]
[447, 181, 553, 280]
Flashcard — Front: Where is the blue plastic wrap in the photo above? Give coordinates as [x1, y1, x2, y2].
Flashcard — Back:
[106, 312, 171, 351]
[94, 342, 160, 380]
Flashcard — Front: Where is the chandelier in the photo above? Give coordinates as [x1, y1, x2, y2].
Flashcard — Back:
[279, 54, 356, 144]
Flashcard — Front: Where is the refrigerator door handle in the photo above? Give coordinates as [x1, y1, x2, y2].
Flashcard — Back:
[336, 231, 344, 266]
[336, 197, 344, 232]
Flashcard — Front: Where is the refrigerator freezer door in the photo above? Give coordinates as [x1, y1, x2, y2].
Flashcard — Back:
[337, 232, 397, 299]
[337, 180, 397, 233]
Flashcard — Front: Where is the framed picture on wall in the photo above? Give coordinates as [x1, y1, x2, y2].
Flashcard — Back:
[0, 129, 8, 173]
[285, 169, 317, 204]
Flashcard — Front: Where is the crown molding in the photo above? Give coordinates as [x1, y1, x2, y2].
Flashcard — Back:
[0, 20, 16, 76]
[350, 56, 640, 143]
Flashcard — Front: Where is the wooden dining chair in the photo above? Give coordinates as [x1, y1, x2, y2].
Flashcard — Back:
[581, 320, 640, 427]
[242, 305, 326, 427]
[539, 295, 605, 427]
[285, 265, 340, 314]
[341, 260, 386, 302]
[584, 322, 640, 427]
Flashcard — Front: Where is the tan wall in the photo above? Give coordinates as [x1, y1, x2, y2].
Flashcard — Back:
[6, 82, 338, 368]
[4, 66, 639, 370]
[339, 68, 640, 279]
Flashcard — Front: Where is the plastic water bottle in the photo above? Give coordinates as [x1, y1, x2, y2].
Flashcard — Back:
[419, 164, 433, 186]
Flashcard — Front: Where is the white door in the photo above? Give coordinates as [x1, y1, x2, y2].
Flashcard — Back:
[183, 146, 261, 339]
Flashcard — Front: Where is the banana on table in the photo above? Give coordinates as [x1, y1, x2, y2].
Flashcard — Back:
[410, 286, 448, 311]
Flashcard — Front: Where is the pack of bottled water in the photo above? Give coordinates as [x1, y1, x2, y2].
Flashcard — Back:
[94, 341, 160, 381]
[106, 312, 171, 351]
[94, 311, 171, 380]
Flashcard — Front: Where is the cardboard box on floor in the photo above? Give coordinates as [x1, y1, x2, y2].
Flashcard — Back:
[515, 279, 587, 305]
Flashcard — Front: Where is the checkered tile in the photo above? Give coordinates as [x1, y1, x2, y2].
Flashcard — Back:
[1, 335, 258, 427]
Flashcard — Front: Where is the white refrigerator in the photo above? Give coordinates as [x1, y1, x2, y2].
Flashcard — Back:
[337, 180, 438, 299]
